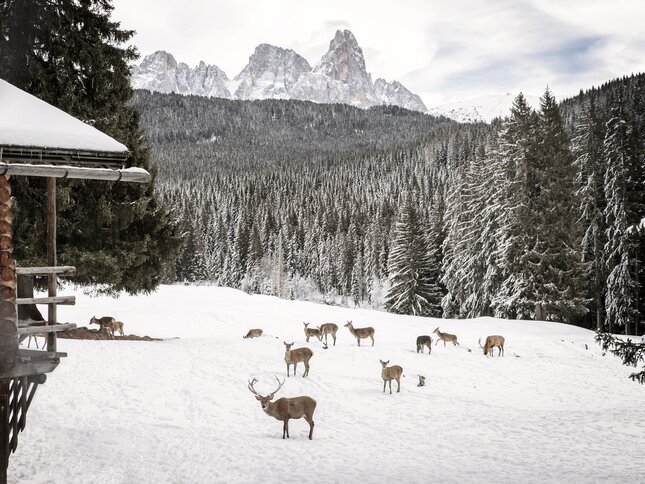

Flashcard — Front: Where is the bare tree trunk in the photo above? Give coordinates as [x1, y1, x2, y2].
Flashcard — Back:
[17, 275, 44, 322]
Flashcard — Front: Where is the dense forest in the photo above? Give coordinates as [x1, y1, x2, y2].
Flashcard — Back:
[133, 74, 645, 335]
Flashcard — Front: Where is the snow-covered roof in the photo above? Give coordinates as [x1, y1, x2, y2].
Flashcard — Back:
[0, 78, 127, 154]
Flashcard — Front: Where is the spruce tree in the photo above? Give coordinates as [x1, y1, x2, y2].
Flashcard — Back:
[604, 105, 639, 334]
[0, 0, 182, 294]
[573, 95, 607, 329]
[385, 197, 441, 316]
[531, 88, 587, 321]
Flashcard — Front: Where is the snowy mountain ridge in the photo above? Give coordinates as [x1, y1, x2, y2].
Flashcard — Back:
[427, 93, 551, 123]
[131, 30, 427, 112]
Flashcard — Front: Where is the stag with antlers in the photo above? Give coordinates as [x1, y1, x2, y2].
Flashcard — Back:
[248, 377, 317, 440]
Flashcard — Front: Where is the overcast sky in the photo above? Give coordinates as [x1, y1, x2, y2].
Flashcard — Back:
[112, 0, 645, 106]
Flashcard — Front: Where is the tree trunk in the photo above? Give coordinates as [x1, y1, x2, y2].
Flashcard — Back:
[17, 275, 44, 322]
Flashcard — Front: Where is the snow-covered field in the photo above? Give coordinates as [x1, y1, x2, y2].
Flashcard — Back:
[9, 285, 644, 483]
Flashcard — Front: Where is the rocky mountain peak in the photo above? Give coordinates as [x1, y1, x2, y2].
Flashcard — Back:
[131, 31, 427, 113]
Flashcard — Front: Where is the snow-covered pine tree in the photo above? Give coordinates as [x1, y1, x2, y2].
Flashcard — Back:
[385, 196, 442, 316]
[604, 104, 639, 334]
[493, 93, 540, 319]
[530, 88, 587, 321]
[573, 94, 607, 329]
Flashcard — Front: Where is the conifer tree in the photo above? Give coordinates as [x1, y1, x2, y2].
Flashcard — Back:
[385, 197, 441, 316]
[604, 105, 639, 334]
[1, 0, 182, 294]
[573, 95, 607, 329]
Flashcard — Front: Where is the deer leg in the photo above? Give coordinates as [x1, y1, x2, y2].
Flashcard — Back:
[332, 333, 336, 346]
[443, 340, 446, 347]
[383, 380, 386, 393]
[371, 335, 374, 346]
[304, 361, 309, 377]
[283, 420, 288, 439]
[305, 416, 314, 440]
[306, 335, 309, 342]
[286, 362, 290, 377]
[389, 380, 392, 394]
[397, 378, 401, 393]
[428, 343, 432, 355]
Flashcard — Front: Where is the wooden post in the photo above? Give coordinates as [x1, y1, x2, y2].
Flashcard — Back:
[0, 174, 17, 373]
[46, 178, 56, 353]
[0, 172, 14, 484]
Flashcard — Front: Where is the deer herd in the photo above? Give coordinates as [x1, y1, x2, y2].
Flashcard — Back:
[245, 320, 506, 440]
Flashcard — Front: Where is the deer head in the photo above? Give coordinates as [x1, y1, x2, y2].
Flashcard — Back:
[380, 359, 390, 368]
[284, 341, 294, 351]
[344, 321, 353, 328]
[248, 377, 284, 412]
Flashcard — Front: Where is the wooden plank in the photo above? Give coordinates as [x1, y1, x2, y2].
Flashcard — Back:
[15, 296, 75, 306]
[17, 323, 76, 335]
[0, 162, 150, 183]
[1, 350, 65, 379]
[15, 266, 75, 276]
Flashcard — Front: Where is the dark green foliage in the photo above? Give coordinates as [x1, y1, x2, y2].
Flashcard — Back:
[0, 0, 182, 294]
[596, 331, 645, 383]
[385, 196, 443, 316]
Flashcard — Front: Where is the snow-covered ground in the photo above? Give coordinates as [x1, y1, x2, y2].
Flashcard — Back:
[9, 285, 644, 483]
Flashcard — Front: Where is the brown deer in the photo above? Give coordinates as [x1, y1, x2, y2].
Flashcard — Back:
[284, 341, 313, 377]
[248, 377, 317, 440]
[416, 335, 433, 354]
[380, 360, 403, 394]
[318, 323, 338, 346]
[27, 333, 47, 349]
[433, 327, 459, 347]
[303, 323, 322, 342]
[479, 335, 505, 357]
[90, 316, 124, 338]
[344, 321, 375, 347]
[243, 329, 263, 339]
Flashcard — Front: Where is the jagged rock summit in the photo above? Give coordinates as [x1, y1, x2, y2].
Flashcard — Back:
[131, 30, 427, 112]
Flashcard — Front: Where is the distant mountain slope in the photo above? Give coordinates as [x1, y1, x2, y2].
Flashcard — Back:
[131, 30, 427, 113]
[427, 93, 545, 123]
[131, 90, 449, 175]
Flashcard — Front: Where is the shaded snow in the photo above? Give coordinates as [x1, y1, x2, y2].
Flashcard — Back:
[0, 79, 127, 153]
[8, 285, 643, 483]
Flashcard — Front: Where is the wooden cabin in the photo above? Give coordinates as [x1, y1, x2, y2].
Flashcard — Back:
[0, 78, 151, 483]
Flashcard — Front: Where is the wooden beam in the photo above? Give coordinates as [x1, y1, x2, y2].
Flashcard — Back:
[15, 266, 75, 276]
[17, 323, 76, 335]
[15, 296, 75, 306]
[0, 162, 150, 184]
[0, 351, 63, 379]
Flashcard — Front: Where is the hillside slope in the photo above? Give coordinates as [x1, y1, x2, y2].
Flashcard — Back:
[8, 286, 643, 483]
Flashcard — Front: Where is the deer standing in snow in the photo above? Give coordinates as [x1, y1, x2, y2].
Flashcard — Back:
[303, 322, 322, 342]
[479, 335, 505, 357]
[317, 323, 338, 346]
[284, 341, 313, 377]
[416, 335, 433, 354]
[248, 377, 317, 440]
[344, 321, 375, 347]
[380, 360, 403, 394]
[433, 327, 459, 347]
[90, 316, 124, 339]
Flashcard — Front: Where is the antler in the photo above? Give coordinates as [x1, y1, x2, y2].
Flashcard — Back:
[267, 376, 284, 400]
[247, 377, 260, 396]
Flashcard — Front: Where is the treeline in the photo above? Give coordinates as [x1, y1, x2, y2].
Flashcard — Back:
[137, 75, 645, 334]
